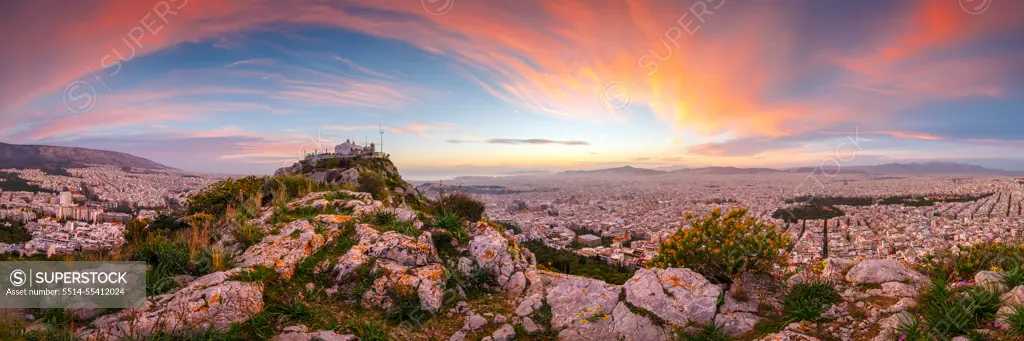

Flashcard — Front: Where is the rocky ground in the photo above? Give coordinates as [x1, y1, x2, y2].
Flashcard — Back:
[14, 187, 1024, 341]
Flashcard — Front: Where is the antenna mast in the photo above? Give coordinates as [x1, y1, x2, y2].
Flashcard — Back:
[379, 123, 385, 156]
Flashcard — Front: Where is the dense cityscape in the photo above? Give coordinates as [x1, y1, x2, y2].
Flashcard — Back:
[0, 166, 218, 255]
[421, 172, 1024, 268]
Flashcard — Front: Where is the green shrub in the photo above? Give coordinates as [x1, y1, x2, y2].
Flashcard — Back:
[917, 242, 1024, 280]
[524, 241, 635, 285]
[186, 176, 267, 217]
[676, 324, 730, 341]
[428, 191, 485, 223]
[1005, 266, 1024, 288]
[781, 279, 840, 323]
[131, 235, 190, 295]
[648, 208, 793, 283]
[358, 171, 387, 200]
[363, 209, 398, 226]
[432, 209, 461, 230]
[233, 223, 266, 248]
[914, 277, 1001, 338]
[894, 317, 928, 341]
[431, 208, 468, 243]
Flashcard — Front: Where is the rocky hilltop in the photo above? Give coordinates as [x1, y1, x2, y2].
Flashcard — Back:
[0, 142, 173, 170]
[274, 155, 421, 207]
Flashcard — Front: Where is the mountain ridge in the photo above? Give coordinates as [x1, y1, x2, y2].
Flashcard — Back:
[0, 142, 174, 170]
[556, 161, 1023, 177]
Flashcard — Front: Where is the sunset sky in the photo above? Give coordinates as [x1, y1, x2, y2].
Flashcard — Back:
[1, 0, 1023, 179]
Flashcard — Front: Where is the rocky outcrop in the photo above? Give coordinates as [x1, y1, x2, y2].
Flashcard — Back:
[468, 222, 537, 296]
[361, 260, 446, 314]
[273, 325, 357, 341]
[539, 271, 669, 341]
[623, 268, 721, 327]
[845, 259, 928, 285]
[79, 269, 264, 340]
[365, 231, 442, 267]
[329, 226, 446, 314]
[235, 216, 348, 279]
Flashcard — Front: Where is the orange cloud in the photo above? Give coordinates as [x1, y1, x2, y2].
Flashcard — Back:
[2, 0, 1021, 147]
[877, 131, 943, 140]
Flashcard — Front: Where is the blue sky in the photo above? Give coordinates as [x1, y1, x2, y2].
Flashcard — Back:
[0, 0, 1022, 179]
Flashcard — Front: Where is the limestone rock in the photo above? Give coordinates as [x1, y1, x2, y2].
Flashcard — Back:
[516, 294, 543, 317]
[522, 317, 541, 334]
[465, 314, 488, 331]
[468, 223, 536, 296]
[881, 281, 919, 298]
[492, 324, 516, 341]
[360, 260, 445, 314]
[235, 219, 343, 279]
[976, 270, 1008, 293]
[555, 301, 668, 341]
[544, 273, 621, 331]
[715, 312, 760, 337]
[331, 245, 370, 283]
[623, 268, 721, 327]
[821, 258, 859, 281]
[1001, 286, 1024, 307]
[365, 231, 441, 267]
[80, 269, 263, 341]
[845, 260, 927, 285]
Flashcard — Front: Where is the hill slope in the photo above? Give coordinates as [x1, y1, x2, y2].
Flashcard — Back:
[0, 142, 173, 170]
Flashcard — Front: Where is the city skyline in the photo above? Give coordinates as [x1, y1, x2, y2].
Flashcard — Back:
[1, 0, 1023, 178]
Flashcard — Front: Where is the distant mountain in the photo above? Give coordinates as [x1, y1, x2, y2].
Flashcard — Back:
[0, 142, 173, 170]
[673, 166, 786, 175]
[847, 162, 1023, 176]
[557, 166, 664, 176]
[554, 162, 1019, 178]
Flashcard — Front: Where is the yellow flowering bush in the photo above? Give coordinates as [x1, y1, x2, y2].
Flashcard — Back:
[648, 208, 793, 282]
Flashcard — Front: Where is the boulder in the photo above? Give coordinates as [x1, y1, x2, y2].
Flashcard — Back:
[976, 271, 1008, 293]
[880, 282, 919, 298]
[360, 260, 446, 314]
[540, 271, 668, 340]
[845, 260, 927, 285]
[331, 245, 370, 283]
[821, 258, 859, 281]
[365, 231, 441, 267]
[469, 224, 536, 295]
[522, 317, 541, 334]
[715, 312, 760, 337]
[1001, 285, 1024, 307]
[492, 324, 516, 341]
[235, 218, 344, 279]
[465, 314, 488, 331]
[544, 273, 621, 331]
[555, 301, 668, 341]
[622, 268, 721, 327]
[80, 269, 263, 341]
